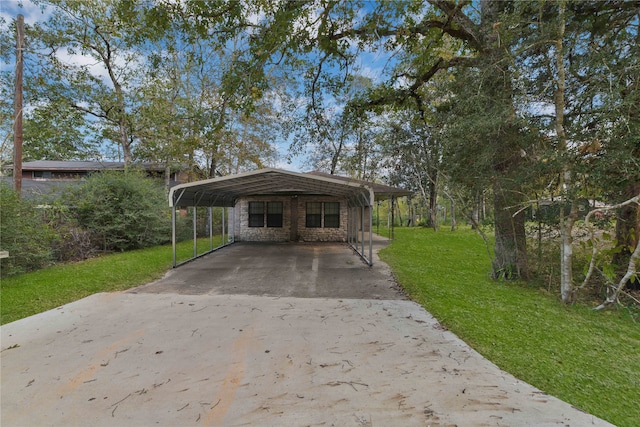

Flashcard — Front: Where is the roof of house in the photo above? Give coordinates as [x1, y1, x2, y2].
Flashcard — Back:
[169, 168, 412, 208]
[4, 160, 167, 172]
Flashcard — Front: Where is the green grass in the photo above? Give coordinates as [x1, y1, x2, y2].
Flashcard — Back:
[0, 238, 220, 325]
[175, 234, 227, 264]
[379, 226, 640, 427]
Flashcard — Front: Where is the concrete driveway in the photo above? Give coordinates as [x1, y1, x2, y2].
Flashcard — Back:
[1, 240, 613, 426]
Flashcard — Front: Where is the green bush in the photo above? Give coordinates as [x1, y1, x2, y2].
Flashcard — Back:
[0, 184, 56, 277]
[65, 171, 170, 252]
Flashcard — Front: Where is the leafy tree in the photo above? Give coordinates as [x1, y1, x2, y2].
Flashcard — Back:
[376, 108, 444, 230]
[341, 112, 381, 181]
[294, 74, 374, 175]
[23, 99, 98, 161]
[28, 0, 148, 164]
[506, 0, 640, 301]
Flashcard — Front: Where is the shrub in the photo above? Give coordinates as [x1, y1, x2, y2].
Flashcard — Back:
[0, 183, 56, 277]
[65, 171, 170, 252]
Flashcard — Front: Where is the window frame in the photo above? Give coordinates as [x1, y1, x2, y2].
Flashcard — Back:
[305, 202, 322, 228]
[248, 201, 265, 227]
[33, 171, 52, 179]
[323, 202, 340, 228]
[266, 201, 283, 228]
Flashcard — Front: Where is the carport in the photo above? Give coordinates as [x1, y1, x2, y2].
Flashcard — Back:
[169, 168, 404, 267]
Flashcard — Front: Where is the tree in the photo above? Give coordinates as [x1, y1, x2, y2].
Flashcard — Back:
[290, 72, 374, 175]
[510, 0, 640, 301]
[133, 31, 280, 179]
[342, 112, 381, 181]
[29, 0, 148, 164]
[22, 99, 98, 161]
[376, 108, 444, 230]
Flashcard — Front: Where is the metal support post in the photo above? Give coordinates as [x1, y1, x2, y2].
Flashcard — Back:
[391, 197, 395, 240]
[221, 207, 226, 246]
[361, 206, 365, 256]
[172, 205, 177, 267]
[208, 207, 213, 251]
[193, 207, 197, 258]
[369, 205, 373, 265]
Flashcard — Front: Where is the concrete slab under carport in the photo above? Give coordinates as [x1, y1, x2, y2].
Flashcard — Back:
[0, 239, 614, 427]
[135, 239, 404, 300]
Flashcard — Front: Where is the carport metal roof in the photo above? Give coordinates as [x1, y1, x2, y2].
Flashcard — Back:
[169, 168, 379, 208]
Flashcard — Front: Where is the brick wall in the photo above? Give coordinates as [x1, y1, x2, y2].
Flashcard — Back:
[234, 195, 348, 242]
[296, 195, 348, 242]
[235, 196, 291, 242]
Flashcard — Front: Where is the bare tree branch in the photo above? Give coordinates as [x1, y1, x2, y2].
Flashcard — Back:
[576, 193, 640, 309]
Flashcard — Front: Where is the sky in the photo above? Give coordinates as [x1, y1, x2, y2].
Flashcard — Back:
[1, 0, 47, 27]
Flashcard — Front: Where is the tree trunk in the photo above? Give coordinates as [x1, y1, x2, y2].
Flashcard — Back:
[554, 1, 577, 303]
[559, 196, 579, 302]
[164, 165, 171, 190]
[396, 203, 404, 227]
[481, 0, 529, 280]
[209, 156, 217, 179]
[450, 196, 456, 231]
[471, 193, 480, 229]
[492, 178, 529, 280]
[120, 121, 132, 166]
[428, 176, 438, 230]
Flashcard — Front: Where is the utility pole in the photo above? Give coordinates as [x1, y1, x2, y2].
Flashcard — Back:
[13, 14, 24, 196]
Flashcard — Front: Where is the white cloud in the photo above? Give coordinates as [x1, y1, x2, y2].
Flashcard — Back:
[55, 50, 107, 76]
[54, 46, 145, 87]
[0, 0, 50, 26]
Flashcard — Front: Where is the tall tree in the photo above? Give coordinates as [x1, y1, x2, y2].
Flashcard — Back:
[133, 23, 281, 180]
[512, 0, 640, 300]
[24, 100, 99, 160]
[29, 0, 148, 165]
[377, 108, 445, 230]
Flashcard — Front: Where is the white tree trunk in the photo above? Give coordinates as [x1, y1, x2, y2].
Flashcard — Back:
[554, 1, 576, 303]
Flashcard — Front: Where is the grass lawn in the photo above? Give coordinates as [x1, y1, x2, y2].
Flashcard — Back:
[379, 226, 640, 427]
[0, 238, 220, 325]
